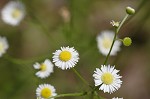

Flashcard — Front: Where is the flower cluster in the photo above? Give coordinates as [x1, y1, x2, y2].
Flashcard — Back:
[33, 46, 79, 98]
[32, 6, 136, 99]
[33, 46, 123, 98]
[0, 1, 135, 98]
[0, 1, 25, 58]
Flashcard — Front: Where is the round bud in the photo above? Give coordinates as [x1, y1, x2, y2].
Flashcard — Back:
[123, 37, 132, 46]
[126, 7, 135, 15]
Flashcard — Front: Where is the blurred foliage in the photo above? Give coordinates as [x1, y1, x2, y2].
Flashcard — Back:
[0, 0, 150, 99]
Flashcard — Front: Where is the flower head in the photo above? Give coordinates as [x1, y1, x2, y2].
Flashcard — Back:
[112, 97, 123, 99]
[52, 46, 79, 70]
[0, 36, 9, 57]
[96, 30, 121, 56]
[1, 1, 25, 26]
[36, 84, 57, 99]
[93, 65, 122, 94]
[33, 59, 54, 79]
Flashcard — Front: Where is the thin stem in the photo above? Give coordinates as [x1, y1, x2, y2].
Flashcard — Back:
[89, 87, 105, 99]
[93, 91, 101, 99]
[48, 92, 87, 99]
[103, 31, 117, 65]
[116, 14, 129, 33]
[103, 14, 129, 65]
[3, 53, 50, 65]
[72, 68, 89, 86]
[116, 38, 123, 42]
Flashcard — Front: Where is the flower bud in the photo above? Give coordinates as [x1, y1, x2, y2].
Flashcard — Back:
[126, 7, 135, 15]
[123, 37, 132, 46]
[110, 20, 120, 27]
[59, 7, 70, 23]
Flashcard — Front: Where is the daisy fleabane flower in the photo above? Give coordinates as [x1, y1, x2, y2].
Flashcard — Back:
[96, 30, 121, 56]
[112, 97, 123, 99]
[33, 59, 54, 79]
[0, 36, 9, 57]
[1, 1, 25, 26]
[36, 84, 57, 99]
[93, 65, 122, 94]
[52, 46, 79, 70]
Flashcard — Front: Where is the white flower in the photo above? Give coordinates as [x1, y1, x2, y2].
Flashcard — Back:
[112, 97, 123, 99]
[96, 30, 121, 56]
[52, 46, 79, 70]
[93, 65, 122, 94]
[0, 36, 9, 57]
[33, 59, 54, 79]
[1, 1, 25, 26]
[36, 84, 57, 99]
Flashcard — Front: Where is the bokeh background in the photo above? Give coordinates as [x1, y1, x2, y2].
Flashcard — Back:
[0, 0, 150, 99]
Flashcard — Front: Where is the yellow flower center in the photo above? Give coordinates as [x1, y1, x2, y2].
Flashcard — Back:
[102, 38, 112, 49]
[12, 9, 21, 19]
[0, 42, 4, 52]
[40, 64, 47, 71]
[101, 73, 114, 85]
[41, 88, 52, 98]
[59, 51, 71, 61]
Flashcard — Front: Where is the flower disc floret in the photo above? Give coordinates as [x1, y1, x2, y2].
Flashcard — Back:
[12, 9, 22, 19]
[59, 51, 72, 61]
[41, 88, 52, 98]
[101, 73, 114, 85]
[40, 64, 47, 71]
[102, 38, 112, 49]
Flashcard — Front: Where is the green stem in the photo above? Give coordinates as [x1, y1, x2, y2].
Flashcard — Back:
[93, 13, 130, 99]
[3, 53, 50, 65]
[48, 92, 87, 99]
[72, 68, 89, 86]
[116, 14, 129, 33]
[103, 30, 117, 65]
[103, 14, 129, 65]
[93, 91, 101, 99]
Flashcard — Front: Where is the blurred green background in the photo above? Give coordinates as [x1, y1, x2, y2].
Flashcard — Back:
[0, 0, 150, 99]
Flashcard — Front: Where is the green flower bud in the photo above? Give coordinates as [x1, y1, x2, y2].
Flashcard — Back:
[123, 37, 132, 46]
[126, 7, 135, 15]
